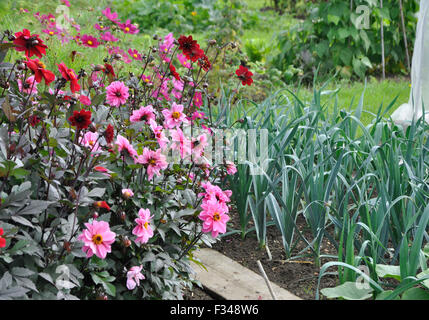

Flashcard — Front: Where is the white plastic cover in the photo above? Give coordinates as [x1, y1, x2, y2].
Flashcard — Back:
[391, 0, 429, 126]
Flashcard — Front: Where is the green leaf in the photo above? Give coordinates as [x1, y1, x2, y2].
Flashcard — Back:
[103, 282, 116, 297]
[327, 14, 340, 25]
[321, 282, 373, 300]
[376, 290, 400, 300]
[11, 267, 35, 278]
[375, 264, 401, 280]
[401, 287, 429, 300]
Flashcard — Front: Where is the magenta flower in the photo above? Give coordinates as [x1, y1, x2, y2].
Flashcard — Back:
[106, 81, 129, 107]
[136, 148, 168, 180]
[126, 266, 145, 290]
[79, 94, 91, 106]
[132, 208, 154, 244]
[159, 32, 175, 62]
[177, 53, 192, 69]
[42, 29, 58, 36]
[191, 111, 206, 121]
[119, 19, 139, 34]
[78, 220, 116, 259]
[122, 188, 134, 199]
[170, 128, 192, 159]
[191, 133, 208, 159]
[102, 7, 120, 24]
[199, 181, 232, 213]
[115, 134, 138, 158]
[226, 161, 237, 175]
[18, 76, 37, 95]
[141, 74, 152, 85]
[79, 131, 100, 153]
[199, 199, 230, 238]
[129, 105, 155, 124]
[81, 34, 100, 48]
[193, 92, 203, 108]
[100, 31, 119, 42]
[108, 46, 131, 63]
[128, 49, 142, 61]
[149, 119, 169, 150]
[94, 24, 109, 31]
[162, 103, 187, 129]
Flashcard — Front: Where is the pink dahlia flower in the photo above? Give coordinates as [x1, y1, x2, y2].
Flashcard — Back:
[199, 181, 232, 213]
[79, 131, 100, 153]
[177, 53, 192, 69]
[132, 208, 154, 244]
[122, 188, 134, 199]
[193, 91, 203, 108]
[79, 94, 91, 106]
[136, 148, 168, 180]
[199, 199, 230, 238]
[126, 265, 145, 290]
[18, 76, 37, 95]
[162, 102, 187, 129]
[149, 119, 169, 150]
[116, 134, 138, 158]
[129, 105, 155, 124]
[78, 220, 116, 259]
[106, 81, 129, 107]
[170, 128, 192, 159]
[226, 161, 237, 175]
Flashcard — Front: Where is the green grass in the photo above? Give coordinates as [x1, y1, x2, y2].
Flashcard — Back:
[294, 77, 411, 125]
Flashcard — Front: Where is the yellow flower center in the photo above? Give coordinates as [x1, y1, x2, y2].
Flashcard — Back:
[92, 234, 103, 245]
[125, 27, 130, 32]
[88, 40, 93, 45]
[191, 11, 197, 16]
[37, 61, 46, 69]
[49, 31, 54, 35]
[145, 78, 149, 83]
[172, 111, 181, 119]
[213, 212, 221, 221]
[133, 54, 138, 58]
[149, 158, 156, 165]
[144, 222, 149, 229]
[100, 25, 104, 29]
[89, 140, 94, 146]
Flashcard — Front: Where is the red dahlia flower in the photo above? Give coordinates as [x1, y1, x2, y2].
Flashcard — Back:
[58, 62, 81, 93]
[198, 55, 211, 72]
[0, 228, 6, 248]
[235, 65, 253, 86]
[169, 64, 181, 81]
[24, 59, 55, 86]
[104, 124, 114, 143]
[177, 35, 204, 62]
[13, 29, 48, 58]
[69, 109, 92, 130]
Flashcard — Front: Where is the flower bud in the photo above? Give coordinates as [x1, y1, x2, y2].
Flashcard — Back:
[208, 39, 216, 46]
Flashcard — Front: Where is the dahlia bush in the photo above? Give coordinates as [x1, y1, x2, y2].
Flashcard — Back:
[0, 4, 251, 300]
